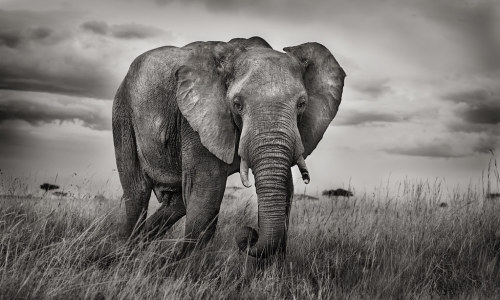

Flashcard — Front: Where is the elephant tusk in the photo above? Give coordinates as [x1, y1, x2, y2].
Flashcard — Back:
[240, 158, 252, 188]
[296, 156, 310, 184]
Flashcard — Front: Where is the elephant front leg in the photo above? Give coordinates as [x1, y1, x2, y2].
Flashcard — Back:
[177, 170, 227, 258]
[175, 123, 230, 258]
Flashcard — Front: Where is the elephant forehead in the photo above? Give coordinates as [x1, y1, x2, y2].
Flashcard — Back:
[238, 50, 298, 75]
[229, 55, 304, 99]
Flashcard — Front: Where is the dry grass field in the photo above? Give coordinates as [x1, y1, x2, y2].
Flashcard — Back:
[1, 174, 500, 299]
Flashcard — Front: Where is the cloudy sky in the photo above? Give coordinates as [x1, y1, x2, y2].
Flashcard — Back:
[0, 0, 499, 196]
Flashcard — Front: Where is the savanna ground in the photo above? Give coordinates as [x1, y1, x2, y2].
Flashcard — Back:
[1, 167, 500, 299]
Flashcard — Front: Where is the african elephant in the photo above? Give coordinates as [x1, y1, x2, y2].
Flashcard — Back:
[112, 36, 345, 259]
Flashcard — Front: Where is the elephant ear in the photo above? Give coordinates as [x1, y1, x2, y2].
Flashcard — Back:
[284, 42, 346, 158]
[176, 46, 236, 164]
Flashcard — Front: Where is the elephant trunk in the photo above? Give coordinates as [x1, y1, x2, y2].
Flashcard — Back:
[236, 132, 292, 258]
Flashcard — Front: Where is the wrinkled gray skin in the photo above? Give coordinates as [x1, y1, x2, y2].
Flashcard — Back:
[113, 37, 345, 259]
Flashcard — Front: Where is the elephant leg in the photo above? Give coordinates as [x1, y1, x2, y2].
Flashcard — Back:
[178, 170, 227, 258]
[177, 131, 228, 258]
[145, 192, 186, 239]
[121, 176, 152, 238]
[277, 169, 294, 257]
[113, 110, 152, 238]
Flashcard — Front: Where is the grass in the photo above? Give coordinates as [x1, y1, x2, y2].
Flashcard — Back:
[1, 177, 500, 299]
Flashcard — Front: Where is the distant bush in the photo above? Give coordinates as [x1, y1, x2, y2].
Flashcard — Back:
[322, 188, 354, 197]
[40, 183, 59, 192]
[487, 193, 500, 199]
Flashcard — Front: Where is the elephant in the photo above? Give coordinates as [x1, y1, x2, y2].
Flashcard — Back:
[112, 36, 345, 259]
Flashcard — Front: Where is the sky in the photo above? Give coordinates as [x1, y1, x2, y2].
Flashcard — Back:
[0, 0, 499, 197]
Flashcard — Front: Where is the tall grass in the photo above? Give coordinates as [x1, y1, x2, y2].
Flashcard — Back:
[1, 175, 500, 299]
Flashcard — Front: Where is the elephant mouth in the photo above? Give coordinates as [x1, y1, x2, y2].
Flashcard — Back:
[239, 156, 310, 187]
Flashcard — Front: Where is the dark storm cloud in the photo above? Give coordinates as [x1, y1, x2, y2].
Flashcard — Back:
[81, 21, 108, 35]
[81, 21, 165, 39]
[154, 0, 228, 7]
[356, 84, 389, 99]
[441, 89, 499, 155]
[31, 27, 52, 39]
[352, 79, 391, 99]
[0, 92, 111, 131]
[154, 0, 500, 74]
[462, 105, 500, 125]
[0, 10, 168, 101]
[421, 1, 500, 72]
[0, 61, 116, 99]
[0, 30, 21, 48]
[0, 26, 53, 48]
[112, 23, 165, 39]
[153, 0, 340, 18]
[335, 111, 404, 126]
[0, 9, 120, 99]
[445, 89, 500, 134]
[446, 90, 498, 105]
[447, 122, 496, 134]
[384, 143, 466, 158]
[0, 9, 80, 30]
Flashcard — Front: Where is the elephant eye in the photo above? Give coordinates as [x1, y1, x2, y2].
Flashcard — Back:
[297, 97, 307, 109]
[233, 97, 243, 112]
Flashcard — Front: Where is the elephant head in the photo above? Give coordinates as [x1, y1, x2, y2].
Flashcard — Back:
[176, 37, 345, 258]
